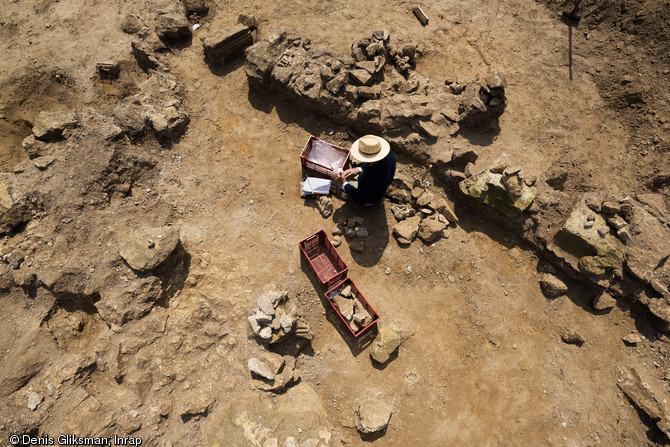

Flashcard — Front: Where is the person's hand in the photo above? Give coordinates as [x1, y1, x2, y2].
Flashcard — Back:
[343, 168, 360, 180]
[335, 171, 346, 185]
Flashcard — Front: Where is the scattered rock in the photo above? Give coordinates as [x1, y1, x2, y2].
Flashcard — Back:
[417, 217, 446, 243]
[606, 216, 627, 230]
[237, 14, 257, 30]
[356, 399, 393, 434]
[248, 357, 278, 381]
[561, 329, 585, 346]
[459, 154, 535, 216]
[602, 201, 622, 215]
[332, 236, 342, 247]
[120, 14, 142, 34]
[429, 195, 458, 223]
[350, 240, 365, 252]
[155, 11, 191, 40]
[622, 332, 643, 346]
[370, 326, 401, 364]
[355, 227, 368, 238]
[545, 166, 569, 191]
[617, 227, 633, 245]
[357, 86, 381, 99]
[539, 273, 568, 297]
[118, 226, 181, 272]
[392, 215, 422, 245]
[391, 204, 413, 221]
[32, 111, 78, 140]
[33, 155, 55, 170]
[177, 393, 214, 419]
[7, 249, 25, 269]
[592, 291, 616, 311]
[617, 366, 670, 439]
[27, 391, 43, 411]
[315, 196, 333, 218]
[249, 289, 312, 345]
[183, 0, 210, 18]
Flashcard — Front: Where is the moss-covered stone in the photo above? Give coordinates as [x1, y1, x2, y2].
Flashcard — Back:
[458, 167, 535, 216]
[554, 199, 625, 276]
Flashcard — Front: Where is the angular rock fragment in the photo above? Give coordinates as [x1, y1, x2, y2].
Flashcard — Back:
[561, 329, 585, 346]
[356, 399, 393, 434]
[248, 357, 278, 381]
[315, 195, 333, 218]
[333, 295, 355, 321]
[201, 24, 254, 65]
[539, 273, 568, 297]
[350, 239, 365, 252]
[617, 366, 670, 439]
[0, 181, 34, 235]
[32, 111, 78, 141]
[392, 215, 422, 245]
[622, 332, 643, 345]
[118, 226, 181, 272]
[155, 11, 191, 40]
[391, 203, 413, 221]
[370, 326, 401, 364]
[592, 291, 616, 311]
[417, 216, 446, 243]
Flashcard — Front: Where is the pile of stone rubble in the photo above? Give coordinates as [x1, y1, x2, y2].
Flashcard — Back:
[385, 175, 459, 246]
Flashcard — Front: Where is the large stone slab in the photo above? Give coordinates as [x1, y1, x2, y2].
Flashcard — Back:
[118, 226, 180, 272]
[203, 383, 340, 447]
[624, 196, 670, 288]
[617, 365, 670, 438]
[32, 111, 78, 140]
[202, 24, 253, 64]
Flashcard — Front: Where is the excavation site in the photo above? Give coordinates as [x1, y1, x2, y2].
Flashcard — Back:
[0, 0, 669, 446]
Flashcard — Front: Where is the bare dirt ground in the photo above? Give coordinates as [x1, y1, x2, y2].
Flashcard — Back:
[0, 0, 669, 446]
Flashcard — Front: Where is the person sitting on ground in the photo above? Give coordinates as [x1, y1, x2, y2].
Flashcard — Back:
[333, 135, 396, 206]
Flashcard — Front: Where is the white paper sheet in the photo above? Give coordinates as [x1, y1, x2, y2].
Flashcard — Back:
[302, 177, 332, 195]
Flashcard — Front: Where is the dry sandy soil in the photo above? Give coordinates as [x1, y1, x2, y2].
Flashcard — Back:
[0, 0, 669, 446]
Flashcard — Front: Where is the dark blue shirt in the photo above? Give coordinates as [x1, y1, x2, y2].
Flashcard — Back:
[344, 150, 396, 205]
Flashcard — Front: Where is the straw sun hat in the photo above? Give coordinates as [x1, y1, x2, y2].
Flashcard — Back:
[349, 135, 390, 164]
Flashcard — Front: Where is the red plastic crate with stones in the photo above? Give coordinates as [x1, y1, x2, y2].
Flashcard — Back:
[325, 278, 380, 337]
[299, 229, 348, 288]
[300, 135, 350, 179]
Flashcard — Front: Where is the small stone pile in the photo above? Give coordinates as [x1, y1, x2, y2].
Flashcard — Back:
[332, 215, 366, 252]
[385, 176, 458, 246]
[459, 153, 536, 217]
[247, 289, 313, 344]
[247, 351, 300, 393]
[331, 284, 373, 333]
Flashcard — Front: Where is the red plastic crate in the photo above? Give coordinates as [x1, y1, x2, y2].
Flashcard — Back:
[299, 229, 348, 288]
[325, 278, 380, 337]
[300, 135, 350, 178]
